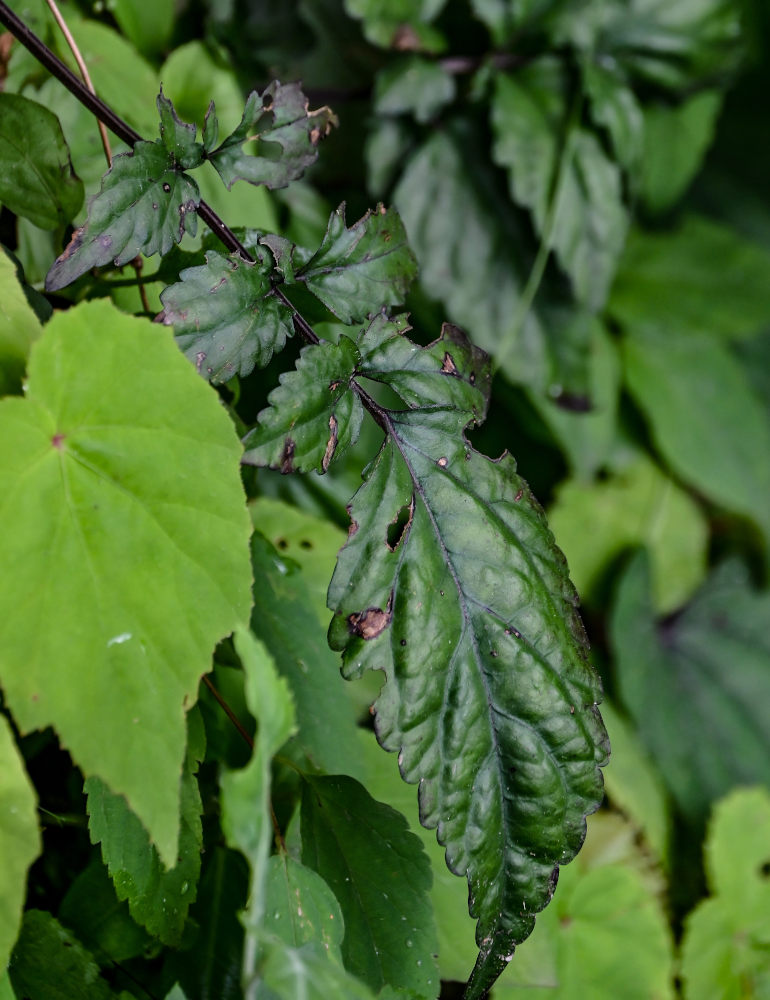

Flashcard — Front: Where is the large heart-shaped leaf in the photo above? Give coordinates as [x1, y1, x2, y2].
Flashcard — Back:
[0, 300, 253, 865]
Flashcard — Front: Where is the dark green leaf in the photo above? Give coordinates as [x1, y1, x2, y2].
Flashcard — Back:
[301, 774, 439, 998]
[297, 205, 418, 323]
[323, 323, 607, 998]
[242, 337, 364, 473]
[85, 710, 204, 946]
[622, 324, 770, 545]
[247, 532, 362, 776]
[0, 93, 83, 229]
[374, 56, 456, 123]
[158, 88, 205, 171]
[206, 82, 335, 191]
[263, 854, 344, 958]
[490, 62, 628, 310]
[160, 249, 293, 383]
[344, 0, 449, 50]
[58, 861, 151, 964]
[9, 911, 118, 999]
[46, 139, 200, 291]
[610, 554, 770, 824]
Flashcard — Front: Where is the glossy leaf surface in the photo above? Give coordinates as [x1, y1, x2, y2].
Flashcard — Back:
[0, 93, 83, 230]
[301, 774, 439, 997]
[611, 554, 770, 823]
[0, 301, 252, 866]
[0, 715, 40, 971]
[206, 82, 335, 190]
[160, 249, 293, 382]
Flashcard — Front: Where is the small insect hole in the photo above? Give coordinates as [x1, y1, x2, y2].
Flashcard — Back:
[387, 499, 414, 551]
[276, 538, 288, 550]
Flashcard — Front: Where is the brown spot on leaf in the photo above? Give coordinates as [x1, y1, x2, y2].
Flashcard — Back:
[54, 226, 85, 263]
[348, 604, 392, 640]
[195, 352, 206, 373]
[441, 352, 459, 375]
[437, 456, 448, 468]
[51, 433, 66, 450]
[262, 93, 274, 110]
[322, 414, 338, 473]
[514, 488, 524, 501]
[280, 438, 295, 475]
[163, 182, 171, 193]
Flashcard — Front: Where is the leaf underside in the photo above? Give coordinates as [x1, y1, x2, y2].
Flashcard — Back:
[248, 312, 608, 998]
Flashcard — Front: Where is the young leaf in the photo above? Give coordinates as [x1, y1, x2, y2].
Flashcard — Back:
[296, 204, 418, 323]
[301, 774, 439, 998]
[0, 93, 84, 230]
[610, 554, 770, 824]
[206, 81, 335, 191]
[46, 93, 203, 291]
[0, 300, 253, 866]
[0, 715, 41, 971]
[84, 710, 204, 946]
[242, 336, 364, 473]
[159, 249, 293, 382]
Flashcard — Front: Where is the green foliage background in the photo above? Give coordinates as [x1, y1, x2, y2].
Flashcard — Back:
[1, 0, 770, 997]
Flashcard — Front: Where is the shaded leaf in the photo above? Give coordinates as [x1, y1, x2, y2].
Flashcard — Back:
[160, 249, 293, 383]
[491, 61, 628, 310]
[374, 55, 456, 124]
[0, 714, 41, 971]
[610, 554, 770, 824]
[681, 788, 770, 999]
[8, 911, 118, 999]
[344, 0, 449, 50]
[622, 325, 770, 545]
[581, 60, 644, 172]
[0, 301, 252, 866]
[263, 854, 344, 959]
[243, 336, 364, 473]
[296, 204, 418, 323]
[255, 940, 376, 999]
[46, 126, 200, 291]
[0, 249, 44, 396]
[108, 0, 175, 57]
[0, 93, 83, 230]
[301, 774, 439, 998]
[84, 710, 204, 947]
[247, 532, 362, 777]
[207, 82, 335, 191]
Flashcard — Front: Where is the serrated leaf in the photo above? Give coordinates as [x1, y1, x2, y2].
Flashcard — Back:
[158, 88, 205, 170]
[8, 911, 118, 999]
[0, 93, 84, 230]
[680, 788, 770, 999]
[207, 82, 335, 191]
[0, 300, 252, 866]
[242, 336, 364, 473]
[0, 249, 44, 396]
[46, 121, 201, 291]
[84, 710, 204, 946]
[490, 62, 628, 311]
[319, 322, 607, 998]
[301, 774, 439, 998]
[247, 532, 362, 776]
[296, 204, 418, 323]
[263, 854, 344, 958]
[160, 249, 293, 383]
[0, 715, 41, 971]
[610, 554, 770, 824]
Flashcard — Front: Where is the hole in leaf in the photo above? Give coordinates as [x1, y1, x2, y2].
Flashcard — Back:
[760, 861, 770, 878]
[387, 499, 414, 552]
[276, 538, 288, 550]
[299, 539, 313, 550]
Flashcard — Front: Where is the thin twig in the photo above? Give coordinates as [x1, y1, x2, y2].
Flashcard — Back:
[202, 673, 253, 749]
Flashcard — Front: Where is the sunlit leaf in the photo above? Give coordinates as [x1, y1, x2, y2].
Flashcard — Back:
[0, 249, 44, 395]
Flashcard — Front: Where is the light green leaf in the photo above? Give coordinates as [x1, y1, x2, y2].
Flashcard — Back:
[207, 82, 335, 191]
[159, 42, 246, 136]
[610, 215, 770, 341]
[622, 325, 770, 545]
[640, 92, 722, 212]
[249, 498, 346, 625]
[160, 249, 293, 383]
[8, 911, 118, 999]
[0, 93, 84, 229]
[610, 554, 770, 824]
[0, 714, 41, 971]
[491, 62, 628, 310]
[263, 854, 344, 959]
[0, 300, 253, 866]
[374, 56, 456, 123]
[681, 788, 770, 999]
[84, 710, 204, 946]
[46, 130, 200, 291]
[255, 940, 377, 999]
[548, 455, 708, 613]
[108, 0, 175, 57]
[242, 337, 364, 473]
[247, 532, 362, 777]
[220, 627, 295, 958]
[0, 249, 43, 396]
[323, 322, 607, 998]
[297, 205, 418, 323]
[301, 774, 439, 998]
